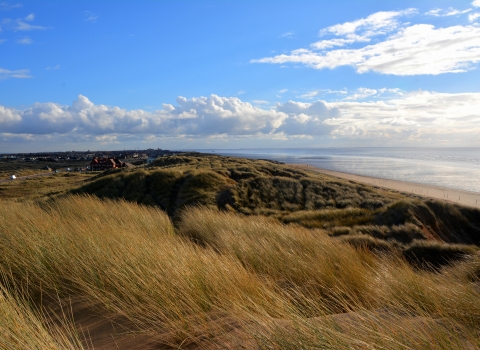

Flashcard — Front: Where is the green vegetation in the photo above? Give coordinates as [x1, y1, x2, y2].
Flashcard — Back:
[0, 172, 95, 201]
[0, 158, 90, 178]
[75, 154, 480, 250]
[0, 157, 95, 201]
[1, 153, 479, 348]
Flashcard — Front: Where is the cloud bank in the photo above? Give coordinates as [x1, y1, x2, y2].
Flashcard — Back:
[252, 8, 480, 75]
[1, 91, 479, 149]
[0, 95, 335, 138]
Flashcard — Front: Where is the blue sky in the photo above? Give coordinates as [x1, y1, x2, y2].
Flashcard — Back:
[1, 0, 480, 152]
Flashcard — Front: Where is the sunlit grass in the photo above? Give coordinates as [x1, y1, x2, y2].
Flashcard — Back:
[1, 195, 479, 348]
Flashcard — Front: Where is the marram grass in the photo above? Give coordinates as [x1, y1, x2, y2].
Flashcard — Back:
[0, 195, 479, 348]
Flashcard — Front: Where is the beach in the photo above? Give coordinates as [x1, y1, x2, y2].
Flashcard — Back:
[293, 164, 480, 209]
[209, 148, 480, 194]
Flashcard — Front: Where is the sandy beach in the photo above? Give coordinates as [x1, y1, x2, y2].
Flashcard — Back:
[293, 164, 480, 209]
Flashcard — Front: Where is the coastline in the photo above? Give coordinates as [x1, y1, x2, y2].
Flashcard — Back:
[291, 164, 480, 209]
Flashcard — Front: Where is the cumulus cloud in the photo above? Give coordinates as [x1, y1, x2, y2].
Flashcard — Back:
[0, 95, 335, 138]
[469, 12, 480, 21]
[473, 0, 480, 7]
[1, 92, 479, 147]
[252, 9, 480, 76]
[275, 100, 338, 135]
[327, 90, 480, 143]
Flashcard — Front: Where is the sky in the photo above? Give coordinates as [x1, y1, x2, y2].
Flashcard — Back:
[1, 0, 480, 152]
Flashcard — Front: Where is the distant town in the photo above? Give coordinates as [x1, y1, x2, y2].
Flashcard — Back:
[0, 148, 180, 172]
[0, 149, 177, 162]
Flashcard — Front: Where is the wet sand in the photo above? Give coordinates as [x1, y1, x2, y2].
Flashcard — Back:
[292, 164, 480, 209]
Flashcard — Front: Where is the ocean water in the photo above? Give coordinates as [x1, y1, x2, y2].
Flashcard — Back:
[197, 148, 480, 194]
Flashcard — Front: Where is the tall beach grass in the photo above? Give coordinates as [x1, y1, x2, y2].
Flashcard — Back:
[0, 195, 479, 348]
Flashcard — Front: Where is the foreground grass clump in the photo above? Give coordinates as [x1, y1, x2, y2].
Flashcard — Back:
[179, 207, 380, 315]
[1, 195, 479, 348]
[0, 286, 83, 350]
[0, 196, 293, 346]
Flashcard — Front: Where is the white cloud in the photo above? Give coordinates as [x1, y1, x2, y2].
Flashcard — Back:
[442, 8, 471, 16]
[15, 20, 45, 30]
[252, 100, 269, 105]
[311, 38, 353, 50]
[2, 16, 48, 31]
[1, 92, 479, 147]
[279, 31, 295, 38]
[469, 12, 480, 21]
[279, 89, 288, 93]
[327, 90, 480, 143]
[84, 11, 98, 22]
[322, 89, 348, 95]
[16, 36, 31, 44]
[45, 64, 60, 70]
[473, 0, 480, 7]
[275, 100, 338, 135]
[299, 90, 319, 99]
[320, 9, 416, 42]
[0, 67, 31, 79]
[425, 9, 442, 16]
[380, 117, 420, 126]
[425, 8, 471, 17]
[344, 88, 377, 101]
[0, 2, 22, 11]
[95, 134, 118, 143]
[253, 23, 480, 75]
[342, 87, 403, 101]
[0, 95, 338, 138]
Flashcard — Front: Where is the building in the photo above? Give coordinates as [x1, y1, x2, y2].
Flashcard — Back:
[90, 157, 125, 171]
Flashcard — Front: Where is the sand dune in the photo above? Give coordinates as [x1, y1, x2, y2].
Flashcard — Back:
[293, 164, 480, 209]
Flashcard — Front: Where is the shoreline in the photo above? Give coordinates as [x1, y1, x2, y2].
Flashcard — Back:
[291, 164, 480, 209]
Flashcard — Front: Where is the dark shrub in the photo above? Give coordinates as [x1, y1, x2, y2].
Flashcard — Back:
[404, 241, 476, 269]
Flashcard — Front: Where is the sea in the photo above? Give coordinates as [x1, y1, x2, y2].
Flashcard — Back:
[192, 148, 480, 194]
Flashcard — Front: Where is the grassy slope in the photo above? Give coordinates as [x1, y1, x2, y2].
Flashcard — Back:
[1, 154, 479, 348]
[73, 154, 480, 266]
[0, 196, 479, 349]
[0, 158, 90, 178]
[0, 172, 95, 201]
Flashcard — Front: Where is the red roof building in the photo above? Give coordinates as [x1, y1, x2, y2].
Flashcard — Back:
[90, 157, 125, 171]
